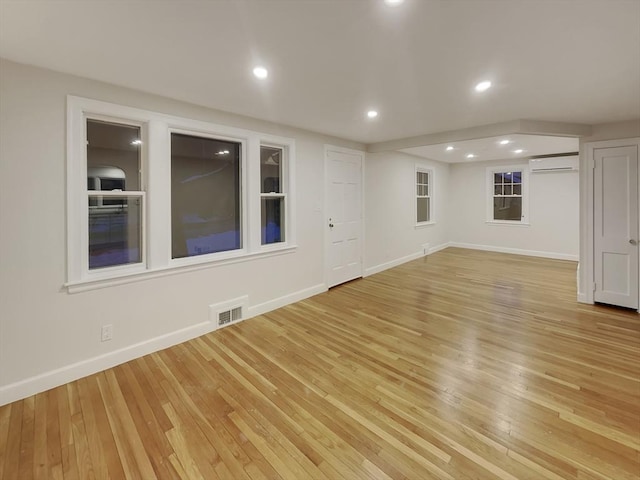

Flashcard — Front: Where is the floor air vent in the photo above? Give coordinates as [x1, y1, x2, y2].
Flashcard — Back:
[217, 306, 243, 328]
[210, 296, 248, 330]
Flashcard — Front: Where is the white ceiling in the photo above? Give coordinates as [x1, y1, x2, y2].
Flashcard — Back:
[0, 0, 638, 147]
[402, 134, 579, 163]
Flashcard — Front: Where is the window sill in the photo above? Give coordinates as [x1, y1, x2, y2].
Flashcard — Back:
[485, 220, 530, 227]
[415, 221, 436, 229]
[65, 245, 297, 294]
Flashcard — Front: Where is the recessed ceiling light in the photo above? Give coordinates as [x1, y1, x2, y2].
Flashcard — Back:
[466, 154, 476, 159]
[367, 110, 378, 119]
[514, 149, 524, 154]
[474, 81, 492, 92]
[446, 146, 454, 151]
[131, 139, 142, 145]
[253, 66, 268, 79]
[499, 139, 510, 145]
[384, 0, 405, 6]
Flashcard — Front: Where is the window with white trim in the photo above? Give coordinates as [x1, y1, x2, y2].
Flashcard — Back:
[486, 166, 529, 224]
[416, 167, 433, 224]
[67, 96, 296, 291]
[171, 132, 243, 258]
[86, 119, 145, 270]
[260, 145, 287, 244]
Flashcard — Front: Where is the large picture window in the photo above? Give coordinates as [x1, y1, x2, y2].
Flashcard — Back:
[171, 133, 242, 258]
[67, 96, 296, 291]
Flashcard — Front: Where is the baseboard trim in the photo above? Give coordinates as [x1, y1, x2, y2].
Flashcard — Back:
[0, 283, 327, 406]
[577, 292, 590, 304]
[365, 252, 423, 277]
[0, 320, 215, 406]
[448, 242, 579, 262]
[429, 241, 451, 255]
[364, 242, 450, 277]
[247, 283, 327, 318]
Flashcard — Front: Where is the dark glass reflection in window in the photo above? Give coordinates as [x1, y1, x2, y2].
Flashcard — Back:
[261, 146, 282, 194]
[88, 196, 142, 269]
[86, 119, 141, 191]
[261, 198, 285, 244]
[171, 133, 242, 258]
[87, 119, 142, 268]
[493, 197, 522, 221]
[417, 197, 430, 223]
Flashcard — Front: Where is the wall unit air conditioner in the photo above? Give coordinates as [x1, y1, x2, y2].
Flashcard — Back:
[529, 155, 579, 173]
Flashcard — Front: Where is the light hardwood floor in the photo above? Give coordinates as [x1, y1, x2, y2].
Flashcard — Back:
[1, 248, 639, 479]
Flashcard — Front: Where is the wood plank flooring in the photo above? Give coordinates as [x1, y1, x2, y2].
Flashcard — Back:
[1, 248, 638, 479]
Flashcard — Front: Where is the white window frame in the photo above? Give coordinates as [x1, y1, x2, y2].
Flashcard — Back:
[258, 140, 296, 249]
[167, 127, 249, 268]
[67, 96, 296, 292]
[486, 165, 530, 226]
[415, 165, 435, 227]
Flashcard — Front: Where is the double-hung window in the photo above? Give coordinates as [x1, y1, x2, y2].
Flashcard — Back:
[86, 119, 146, 270]
[416, 167, 434, 225]
[67, 96, 296, 291]
[486, 166, 529, 224]
[260, 145, 287, 245]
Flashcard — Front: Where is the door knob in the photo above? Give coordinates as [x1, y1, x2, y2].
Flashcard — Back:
[630, 239, 638, 245]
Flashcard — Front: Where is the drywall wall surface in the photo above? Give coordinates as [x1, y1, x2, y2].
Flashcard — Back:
[449, 158, 579, 259]
[364, 151, 449, 273]
[580, 119, 640, 143]
[0, 59, 362, 402]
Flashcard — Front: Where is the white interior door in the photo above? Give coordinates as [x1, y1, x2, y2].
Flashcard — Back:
[326, 147, 363, 288]
[594, 145, 639, 308]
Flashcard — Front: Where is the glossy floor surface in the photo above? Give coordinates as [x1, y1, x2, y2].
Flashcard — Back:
[1, 248, 639, 479]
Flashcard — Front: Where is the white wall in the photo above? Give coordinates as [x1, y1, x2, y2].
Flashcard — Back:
[0, 59, 364, 404]
[449, 159, 579, 260]
[364, 151, 449, 274]
[0, 57, 595, 405]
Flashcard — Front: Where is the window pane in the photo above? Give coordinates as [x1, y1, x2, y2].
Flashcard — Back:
[417, 197, 430, 223]
[513, 171, 522, 183]
[493, 197, 522, 221]
[494, 185, 502, 195]
[87, 119, 141, 191]
[504, 172, 513, 184]
[171, 133, 241, 258]
[89, 195, 142, 269]
[261, 197, 285, 244]
[513, 184, 522, 195]
[261, 146, 282, 193]
[504, 185, 513, 196]
[494, 173, 503, 184]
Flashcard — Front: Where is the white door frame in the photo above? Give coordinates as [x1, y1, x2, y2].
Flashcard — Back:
[324, 144, 366, 288]
[583, 137, 640, 311]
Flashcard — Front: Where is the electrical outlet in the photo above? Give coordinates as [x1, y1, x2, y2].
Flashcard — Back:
[101, 324, 113, 342]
